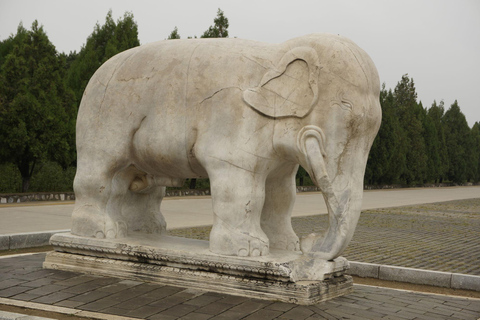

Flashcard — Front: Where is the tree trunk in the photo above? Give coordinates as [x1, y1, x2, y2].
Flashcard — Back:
[189, 178, 197, 189]
[21, 176, 31, 193]
[18, 159, 35, 193]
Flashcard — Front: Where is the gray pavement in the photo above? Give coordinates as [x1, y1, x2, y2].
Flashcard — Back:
[1, 253, 480, 320]
[1, 186, 479, 234]
[296, 198, 480, 276]
[1, 187, 480, 319]
[167, 196, 480, 291]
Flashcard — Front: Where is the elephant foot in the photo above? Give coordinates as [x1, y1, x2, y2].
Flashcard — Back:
[71, 205, 127, 239]
[131, 211, 166, 234]
[209, 224, 269, 257]
[300, 231, 326, 253]
[105, 218, 128, 239]
[269, 231, 301, 252]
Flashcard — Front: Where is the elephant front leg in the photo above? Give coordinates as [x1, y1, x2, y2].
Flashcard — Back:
[208, 168, 269, 257]
[261, 165, 300, 251]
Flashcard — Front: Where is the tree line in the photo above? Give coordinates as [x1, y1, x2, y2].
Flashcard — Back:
[0, 9, 478, 193]
[0, 9, 229, 192]
[364, 76, 480, 185]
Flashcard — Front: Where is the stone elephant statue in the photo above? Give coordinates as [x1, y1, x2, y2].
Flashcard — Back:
[72, 33, 381, 260]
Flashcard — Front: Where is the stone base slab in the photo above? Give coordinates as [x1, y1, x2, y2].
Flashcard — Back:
[44, 232, 353, 304]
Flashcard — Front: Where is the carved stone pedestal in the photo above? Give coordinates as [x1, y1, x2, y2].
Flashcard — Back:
[44, 233, 353, 305]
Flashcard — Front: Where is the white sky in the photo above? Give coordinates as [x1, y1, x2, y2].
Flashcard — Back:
[1, 0, 479, 127]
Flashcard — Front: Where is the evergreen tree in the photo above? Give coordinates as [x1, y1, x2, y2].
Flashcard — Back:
[0, 23, 28, 67]
[427, 100, 449, 182]
[67, 10, 140, 106]
[167, 27, 181, 39]
[0, 21, 76, 192]
[471, 122, 480, 182]
[296, 166, 307, 186]
[422, 105, 441, 183]
[465, 124, 478, 182]
[442, 101, 470, 183]
[393, 75, 427, 184]
[201, 9, 229, 38]
[365, 85, 407, 185]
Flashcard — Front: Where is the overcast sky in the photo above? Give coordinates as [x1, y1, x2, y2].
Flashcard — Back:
[1, 0, 479, 126]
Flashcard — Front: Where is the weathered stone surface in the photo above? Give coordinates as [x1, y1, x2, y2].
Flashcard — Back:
[45, 232, 352, 304]
[45, 34, 381, 304]
[48, 233, 349, 282]
[71, 34, 381, 261]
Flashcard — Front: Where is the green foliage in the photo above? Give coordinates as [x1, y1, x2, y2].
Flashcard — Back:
[0, 163, 21, 193]
[365, 86, 407, 185]
[394, 75, 427, 184]
[167, 26, 181, 39]
[365, 76, 480, 186]
[471, 122, 480, 182]
[295, 166, 315, 186]
[296, 166, 307, 186]
[443, 101, 471, 183]
[1, 12, 479, 194]
[422, 106, 441, 182]
[67, 10, 140, 106]
[201, 9, 229, 38]
[29, 162, 75, 192]
[0, 21, 76, 192]
[0, 162, 75, 193]
[0, 23, 28, 68]
[427, 101, 449, 182]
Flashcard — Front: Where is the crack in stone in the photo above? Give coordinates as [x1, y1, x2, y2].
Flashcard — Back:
[199, 87, 242, 104]
[208, 155, 256, 174]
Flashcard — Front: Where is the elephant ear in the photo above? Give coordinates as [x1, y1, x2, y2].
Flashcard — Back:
[243, 47, 321, 118]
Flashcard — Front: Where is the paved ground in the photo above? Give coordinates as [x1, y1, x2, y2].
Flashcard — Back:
[1, 186, 480, 319]
[169, 197, 480, 276]
[1, 253, 479, 320]
[341, 199, 480, 275]
[1, 186, 479, 234]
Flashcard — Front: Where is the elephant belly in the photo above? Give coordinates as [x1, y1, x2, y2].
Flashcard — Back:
[130, 114, 204, 182]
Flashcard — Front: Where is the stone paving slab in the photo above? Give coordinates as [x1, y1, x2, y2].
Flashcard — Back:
[0, 310, 54, 319]
[1, 253, 480, 320]
[169, 198, 480, 276]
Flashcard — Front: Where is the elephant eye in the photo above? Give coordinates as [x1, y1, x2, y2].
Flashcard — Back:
[341, 100, 353, 110]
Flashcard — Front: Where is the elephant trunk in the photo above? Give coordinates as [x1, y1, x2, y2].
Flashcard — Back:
[298, 126, 364, 260]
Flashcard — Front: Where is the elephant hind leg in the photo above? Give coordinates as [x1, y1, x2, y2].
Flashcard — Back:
[72, 161, 165, 239]
[261, 164, 300, 251]
[122, 170, 167, 235]
[71, 159, 129, 239]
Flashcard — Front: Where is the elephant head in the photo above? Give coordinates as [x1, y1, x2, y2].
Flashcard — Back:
[244, 34, 382, 260]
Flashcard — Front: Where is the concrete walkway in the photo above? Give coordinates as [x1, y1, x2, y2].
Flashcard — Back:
[1, 186, 479, 234]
